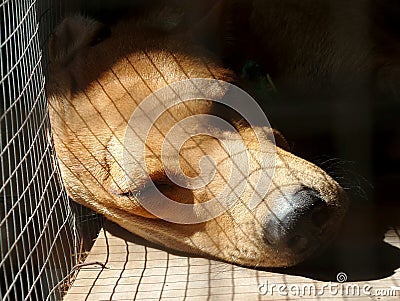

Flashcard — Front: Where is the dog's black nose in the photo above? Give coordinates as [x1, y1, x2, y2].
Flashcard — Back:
[263, 188, 331, 254]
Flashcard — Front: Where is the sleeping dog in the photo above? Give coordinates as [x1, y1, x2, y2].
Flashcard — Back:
[45, 2, 366, 268]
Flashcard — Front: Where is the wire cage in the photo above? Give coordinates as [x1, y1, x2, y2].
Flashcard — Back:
[1, 0, 399, 300]
[0, 0, 100, 300]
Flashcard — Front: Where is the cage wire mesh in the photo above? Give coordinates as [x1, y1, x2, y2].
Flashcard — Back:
[0, 0, 101, 300]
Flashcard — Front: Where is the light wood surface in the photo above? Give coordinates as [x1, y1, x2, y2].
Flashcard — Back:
[64, 221, 400, 300]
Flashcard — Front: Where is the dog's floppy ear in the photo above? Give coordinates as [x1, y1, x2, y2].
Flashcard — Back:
[49, 15, 110, 64]
[47, 16, 111, 96]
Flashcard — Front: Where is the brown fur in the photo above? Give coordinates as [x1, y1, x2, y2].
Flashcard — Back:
[47, 13, 347, 268]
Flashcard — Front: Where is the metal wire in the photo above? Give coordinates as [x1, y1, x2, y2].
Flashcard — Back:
[0, 0, 90, 300]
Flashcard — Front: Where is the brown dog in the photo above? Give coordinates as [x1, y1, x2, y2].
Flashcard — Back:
[46, 9, 348, 268]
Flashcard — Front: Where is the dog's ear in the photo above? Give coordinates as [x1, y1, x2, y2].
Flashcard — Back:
[49, 15, 110, 64]
[47, 16, 111, 96]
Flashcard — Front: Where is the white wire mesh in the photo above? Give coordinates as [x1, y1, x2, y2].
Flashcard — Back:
[0, 0, 91, 300]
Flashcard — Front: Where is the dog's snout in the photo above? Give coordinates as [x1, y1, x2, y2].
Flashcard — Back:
[263, 188, 332, 254]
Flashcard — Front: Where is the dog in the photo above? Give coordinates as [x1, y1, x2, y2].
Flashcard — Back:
[46, 6, 350, 268]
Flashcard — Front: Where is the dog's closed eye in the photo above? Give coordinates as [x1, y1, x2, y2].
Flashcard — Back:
[120, 176, 195, 205]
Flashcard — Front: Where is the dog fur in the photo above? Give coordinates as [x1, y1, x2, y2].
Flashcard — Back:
[46, 6, 350, 268]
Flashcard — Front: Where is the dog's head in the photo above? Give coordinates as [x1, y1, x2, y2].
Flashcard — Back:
[46, 15, 348, 267]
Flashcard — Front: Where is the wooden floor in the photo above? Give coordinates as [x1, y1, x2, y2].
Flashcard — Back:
[64, 220, 400, 301]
